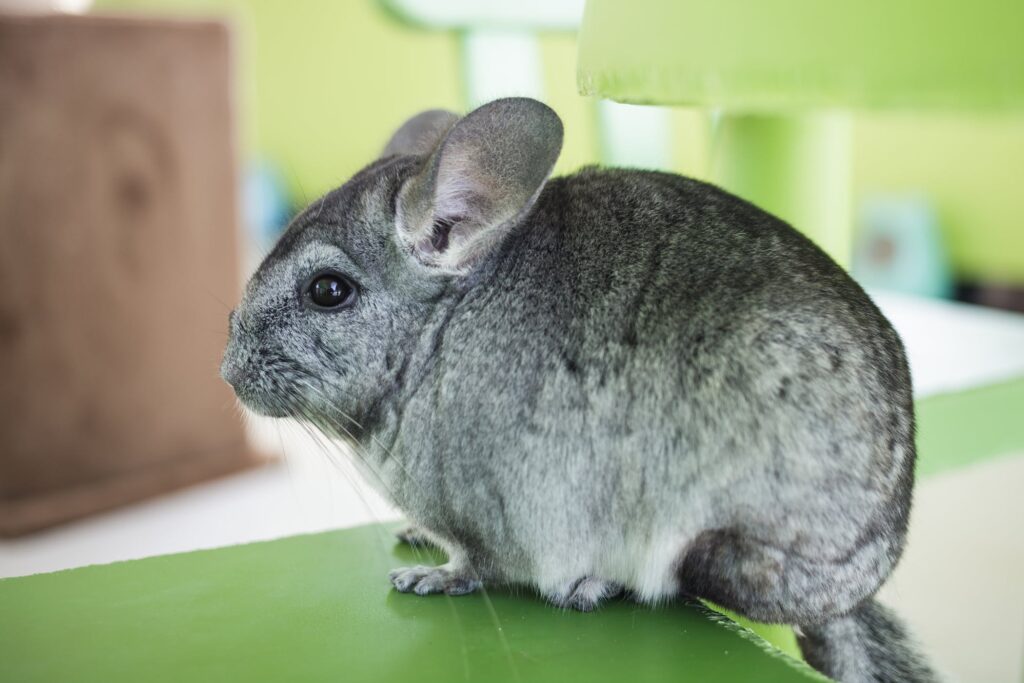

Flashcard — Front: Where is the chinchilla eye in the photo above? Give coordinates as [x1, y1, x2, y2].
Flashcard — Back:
[307, 272, 356, 309]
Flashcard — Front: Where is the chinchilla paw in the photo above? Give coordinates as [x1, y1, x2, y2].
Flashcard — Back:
[388, 565, 482, 596]
[546, 577, 623, 612]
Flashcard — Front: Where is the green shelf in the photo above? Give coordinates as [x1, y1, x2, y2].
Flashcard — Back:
[577, 0, 1024, 111]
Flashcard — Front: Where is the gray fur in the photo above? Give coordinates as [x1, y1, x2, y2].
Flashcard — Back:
[380, 109, 458, 159]
[222, 97, 937, 682]
[396, 97, 563, 272]
[799, 598, 940, 682]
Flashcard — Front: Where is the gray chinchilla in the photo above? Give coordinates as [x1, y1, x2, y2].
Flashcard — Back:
[222, 98, 938, 682]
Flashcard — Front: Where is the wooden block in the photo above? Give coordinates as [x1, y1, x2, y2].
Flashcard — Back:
[0, 14, 261, 536]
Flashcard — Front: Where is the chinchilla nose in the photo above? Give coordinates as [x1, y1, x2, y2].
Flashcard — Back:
[220, 344, 243, 388]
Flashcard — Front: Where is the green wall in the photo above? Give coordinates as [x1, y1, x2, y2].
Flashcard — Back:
[99, 0, 465, 204]
[97, 0, 1024, 283]
[852, 113, 1024, 283]
[96, 0, 602, 195]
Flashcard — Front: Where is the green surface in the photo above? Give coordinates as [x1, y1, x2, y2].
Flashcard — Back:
[577, 0, 1024, 110]
[0, 525, 822, 683]
[916, 376, 1024, 478]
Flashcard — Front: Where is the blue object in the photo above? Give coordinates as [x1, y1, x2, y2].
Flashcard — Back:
[243, 161, 293, 249]
[852, 194, 953, 299]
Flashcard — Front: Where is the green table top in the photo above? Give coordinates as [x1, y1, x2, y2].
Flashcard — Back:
[577, 0, 1024, 110]
[917, 375, 1024, 477]
[0, 524, 822, 683]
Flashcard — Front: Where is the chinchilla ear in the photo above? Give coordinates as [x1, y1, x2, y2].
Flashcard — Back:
[381, 109, 460, 158]
[395, 97, 563, 273]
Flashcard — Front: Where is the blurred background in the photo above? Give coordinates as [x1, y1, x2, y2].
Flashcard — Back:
[0, 1, 1022, 681]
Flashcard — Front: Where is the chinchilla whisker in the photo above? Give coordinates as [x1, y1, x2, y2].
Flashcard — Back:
[300, 383, 431, 500]
[295, 402, 500, 656]
[219, 396, 239, 415]
[300, 382, 369, 434]
[298, 400, 505, 654]
[292, 398, 370, 467]
[273, 412, 377, 537]
[292, 410, 426, 566]
[292, 389, 503, 643]
[273, 416, 298, 491]
[476, 583, 520, 681]
[292, 391, 467, 570]
[290, 413, 397, 556]
[288, 164, 309, 207]
[198, 285, 234, 313]
[292, 397, 410, 513]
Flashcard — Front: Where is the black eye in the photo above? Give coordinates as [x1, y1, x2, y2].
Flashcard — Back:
[307, 273, 356, 309]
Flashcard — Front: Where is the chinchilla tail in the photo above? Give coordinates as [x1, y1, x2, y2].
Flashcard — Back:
[796, 598, 941, 683]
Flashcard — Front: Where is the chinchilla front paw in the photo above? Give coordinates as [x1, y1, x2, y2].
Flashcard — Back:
[388, 565, 482, 596]
[546, 577, 623, 612]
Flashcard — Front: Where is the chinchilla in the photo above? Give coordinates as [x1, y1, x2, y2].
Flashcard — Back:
[222, 98, 938, 682]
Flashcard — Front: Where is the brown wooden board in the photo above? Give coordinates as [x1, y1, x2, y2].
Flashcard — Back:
[0, 13, 261, 536]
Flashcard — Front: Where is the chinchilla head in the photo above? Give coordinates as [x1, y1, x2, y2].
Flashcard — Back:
[221, 98, 563, 431]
